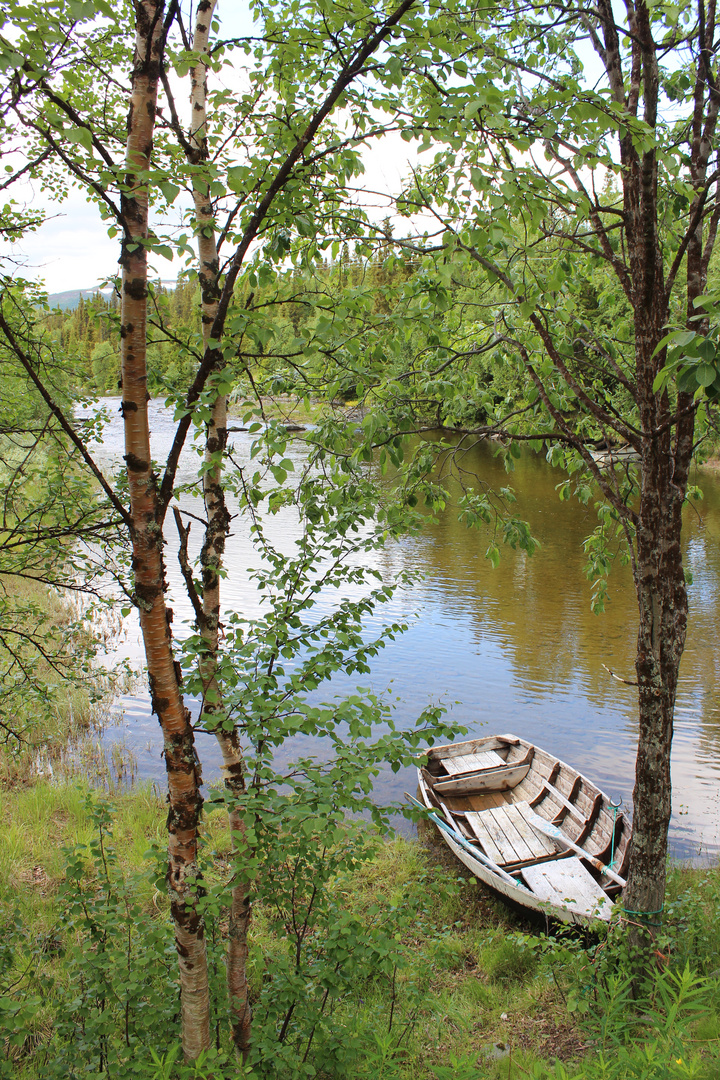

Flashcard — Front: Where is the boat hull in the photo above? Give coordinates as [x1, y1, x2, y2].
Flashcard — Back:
[417, 734, 631, 926]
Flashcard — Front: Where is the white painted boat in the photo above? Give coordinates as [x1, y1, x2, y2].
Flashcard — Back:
[417, 734, 631, 925]
[588, 444, 640, 468]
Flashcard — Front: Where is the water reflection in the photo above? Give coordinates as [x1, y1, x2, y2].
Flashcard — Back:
[85, 401, 720, 859]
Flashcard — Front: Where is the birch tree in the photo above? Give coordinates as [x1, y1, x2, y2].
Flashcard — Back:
[0, 0, 468, 1057]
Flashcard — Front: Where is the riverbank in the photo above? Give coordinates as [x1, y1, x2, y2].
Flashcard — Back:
[0, 575, 135, 791]
[1, 774, 720, 1079]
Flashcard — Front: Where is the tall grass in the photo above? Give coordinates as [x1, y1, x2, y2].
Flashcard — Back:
[1, 787, 718, 1080]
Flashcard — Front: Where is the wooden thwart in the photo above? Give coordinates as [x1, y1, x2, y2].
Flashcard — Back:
[522, 857, 613, 919]
[433, 762, 531, 796]
[427, 736, 519, 764]
[441, 751, 504, 774]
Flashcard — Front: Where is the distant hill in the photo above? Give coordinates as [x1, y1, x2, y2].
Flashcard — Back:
[47, 287, 112, 311]
[48, 280, 176, 310]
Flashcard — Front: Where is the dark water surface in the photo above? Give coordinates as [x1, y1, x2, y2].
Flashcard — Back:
[88, 400, 720, 859]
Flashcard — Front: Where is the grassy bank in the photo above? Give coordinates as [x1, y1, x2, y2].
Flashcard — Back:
[1, 777, 720, 1080]
[2, 584, 720, 1079]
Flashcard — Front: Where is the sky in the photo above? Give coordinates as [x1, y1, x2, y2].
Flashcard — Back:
[12, 186, 120, 295]
[6, 3, 249, 294]
[6, 2, 422, 296]
[10, 149, 417, 296]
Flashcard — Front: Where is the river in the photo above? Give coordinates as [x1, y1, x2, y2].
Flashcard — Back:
[86, 399, 720, 859]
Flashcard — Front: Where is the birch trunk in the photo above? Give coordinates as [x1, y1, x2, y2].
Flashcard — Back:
[188, 1, 253, 1053]
[120, 0, 210, 1058]
[163, 0, 420, 1048]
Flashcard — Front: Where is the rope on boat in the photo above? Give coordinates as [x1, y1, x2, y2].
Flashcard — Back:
[604, 797, 663, 926]
[607, 796, 622, 871]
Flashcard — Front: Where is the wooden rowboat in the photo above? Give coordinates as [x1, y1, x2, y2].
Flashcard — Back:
[416, 734, 631, 925]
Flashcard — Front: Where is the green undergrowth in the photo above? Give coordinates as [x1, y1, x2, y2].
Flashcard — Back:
[1, 781, 720, 1079]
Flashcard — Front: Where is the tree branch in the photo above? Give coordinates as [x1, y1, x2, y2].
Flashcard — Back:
[157, 0, 421, 520]
[0, 306, 132, 530]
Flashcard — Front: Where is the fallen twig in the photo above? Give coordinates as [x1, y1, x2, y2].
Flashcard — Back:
[602, 663, 638, 686]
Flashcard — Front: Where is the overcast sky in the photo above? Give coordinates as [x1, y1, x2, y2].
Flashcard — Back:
[7, 3, 606, 297]
[11, 140, 419, 296]
[7, 2, 421, 296]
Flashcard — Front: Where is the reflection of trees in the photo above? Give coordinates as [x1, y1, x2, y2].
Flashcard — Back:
[678, 483, 720, 765]
[375, 445, 720, 765]
[414, 445, 639, 704]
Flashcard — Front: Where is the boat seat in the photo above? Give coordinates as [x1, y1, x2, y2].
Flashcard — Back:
[464, 800, 558, 866]
[522, 857, 613, 920]
[441, 750, 504, 775]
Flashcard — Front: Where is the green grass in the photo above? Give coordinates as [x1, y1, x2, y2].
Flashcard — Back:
[1, 778, 720, 1078]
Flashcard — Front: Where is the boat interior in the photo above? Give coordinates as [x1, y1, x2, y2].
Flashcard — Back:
[421, 734, 632, 916]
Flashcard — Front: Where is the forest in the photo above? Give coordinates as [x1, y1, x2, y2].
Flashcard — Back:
[2, 0, 720, 1076]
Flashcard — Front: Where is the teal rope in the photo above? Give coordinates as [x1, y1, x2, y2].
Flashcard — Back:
[608, 805, 618, 869]
[622, 904, 664, 928]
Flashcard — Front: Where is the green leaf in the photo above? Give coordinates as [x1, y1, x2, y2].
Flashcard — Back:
[159, 181, 180, 204]
[486, 543, 500, 568]
[696, 363, 716, 387]
[68, 0, 95, 20]
[67, 126, 93, 152]
[697, 337, 716, 362]
[652, 329, 695, 357]
[295, 215, 314, 237]
[227, 166, 246, 194]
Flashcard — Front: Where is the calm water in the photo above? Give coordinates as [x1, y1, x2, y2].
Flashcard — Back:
[86, 400, 720, 859]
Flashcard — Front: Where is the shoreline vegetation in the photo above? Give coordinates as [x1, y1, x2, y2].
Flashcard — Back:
[86, 386, 720, 471]
[2, 777, 720, 1078]
[0, 576, 135, 792]
[2, 585, 720, 1079]
[6, 0, 720, 1066]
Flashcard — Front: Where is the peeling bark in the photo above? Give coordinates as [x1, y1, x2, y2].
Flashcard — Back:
[187, 1, 253, 1054]
[120, 0, 209, 1058]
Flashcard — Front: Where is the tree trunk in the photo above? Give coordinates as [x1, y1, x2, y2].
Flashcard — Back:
[608, 0, 693, 940]
[188, 2, 253, 1053]
[120, 0, 210, 1058]
[622, 283, 693, 940]
[624, 433, 689, 932]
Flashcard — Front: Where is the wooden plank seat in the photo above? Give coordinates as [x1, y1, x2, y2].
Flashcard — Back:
[441, 750, 504, 775]
[464, 801, 558, 866]
[433, 762, 532, 796]
[522, 857, 613, 920]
